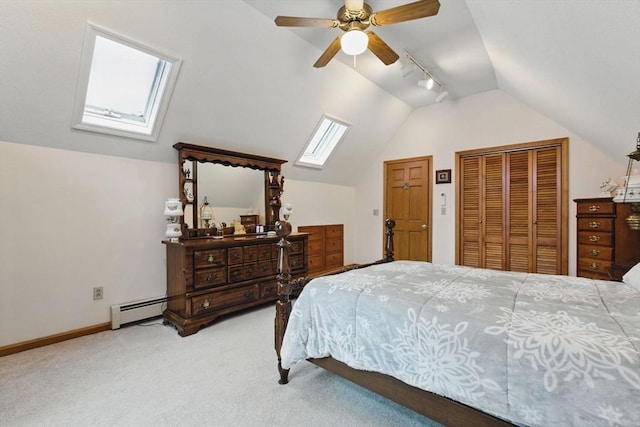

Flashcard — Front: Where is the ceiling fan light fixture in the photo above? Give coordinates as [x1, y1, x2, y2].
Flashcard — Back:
[341, 29, 368, 56]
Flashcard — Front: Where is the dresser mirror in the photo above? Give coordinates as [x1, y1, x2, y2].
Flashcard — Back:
[173, 142, 286, 238]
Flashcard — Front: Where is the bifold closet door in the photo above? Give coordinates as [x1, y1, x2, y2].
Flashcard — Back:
[458, 140, 566, 274]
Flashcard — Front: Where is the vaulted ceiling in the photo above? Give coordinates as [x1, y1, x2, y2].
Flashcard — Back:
[244, 0, 640, 163]
[1, 1, 638, 186]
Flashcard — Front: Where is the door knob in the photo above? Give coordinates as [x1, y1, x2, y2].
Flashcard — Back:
[421, 224, 428, 230]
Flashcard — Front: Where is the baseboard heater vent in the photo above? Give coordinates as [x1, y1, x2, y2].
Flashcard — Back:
[110, 297, 166, 329]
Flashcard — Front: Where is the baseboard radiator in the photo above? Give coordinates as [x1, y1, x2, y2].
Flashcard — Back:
[110, 297, 166, 329]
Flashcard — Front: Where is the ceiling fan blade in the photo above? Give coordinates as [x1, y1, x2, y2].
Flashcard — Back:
[314, 37, 342, 68]
[371, 0, 440, 26]
[344, 0, 364, 12]
[367, 32, 399, 65]
[274, 16, 338, 28]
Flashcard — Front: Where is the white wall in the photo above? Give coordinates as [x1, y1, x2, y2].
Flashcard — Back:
[353, 90, 626, 272]
[0, 142, 355, 346]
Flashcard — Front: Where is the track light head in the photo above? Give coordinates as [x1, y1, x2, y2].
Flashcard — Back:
[417, 78, 434, 90]
[436, 90, 449, 103]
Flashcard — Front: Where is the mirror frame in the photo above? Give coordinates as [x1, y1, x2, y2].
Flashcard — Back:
[173, 142, 286, 239]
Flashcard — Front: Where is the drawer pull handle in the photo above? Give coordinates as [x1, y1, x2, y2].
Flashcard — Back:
[205, 273, 217, 282]
[589, 235, 600, 242]
[201, 299, 210, 309]
[590, 262, 599, 270]
[589, 221, 600, 229]
[589, 249, 601, 256]
[244, 290, 255, 299]
[206, 254, 216, 263]
[589, 205, 600, 212]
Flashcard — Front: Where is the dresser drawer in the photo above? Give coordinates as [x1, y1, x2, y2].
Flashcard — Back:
[243, 245, 258, 262]
[191, 285, 259, 316]
[257, 260, 275, 277]
[308, 239, 324, 254]
[307, 254, 323, 271]
[258, 244, 273, 260]
[325, 224, 343, 239]
[244, 262, 258, 281]
[194, 249, 226, 268]
[325, 252, 343, 269]
[325, 237, 343, 253]
[290, 254, 304, 271]
[577, 231, 613, 247]
[577, 245, 613, 261]
[577, 258, 612, 275]
[576, 201, 614, 215]
[290, 240, 305, 255]
[228, 265, 244, 282]
[228, 247, 243, 265]
[194, 267, 227, 289]
[577, 218, 614, 232]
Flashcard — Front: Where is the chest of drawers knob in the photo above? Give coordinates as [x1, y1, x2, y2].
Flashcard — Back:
[590, 262, 599, 270]
[589, 205, 600, 212]
[589, 221, 600, 229]
[589, 235, 600, 242]
[589, 249, 601, 256]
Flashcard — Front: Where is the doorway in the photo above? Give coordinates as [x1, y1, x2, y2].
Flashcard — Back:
[384, 156, 433, 261]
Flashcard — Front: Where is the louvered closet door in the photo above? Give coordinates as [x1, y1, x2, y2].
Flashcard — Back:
[532, 146, 562, 274]
[506, 151, 531, 272]
[459, 154, 505, 269]
[458, 139, 567, 274]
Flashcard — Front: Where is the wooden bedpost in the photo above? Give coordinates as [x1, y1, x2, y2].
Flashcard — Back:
[274, 219, 293, 385]
[275, 218, 395, 385]
[384, 218, 396, 262]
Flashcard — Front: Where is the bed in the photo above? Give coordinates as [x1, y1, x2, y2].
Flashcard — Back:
[274, 219, 640, 427]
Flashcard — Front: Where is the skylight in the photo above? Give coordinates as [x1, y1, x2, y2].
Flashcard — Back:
[72, 23, 181, 141]
[296, 115, 350, 169]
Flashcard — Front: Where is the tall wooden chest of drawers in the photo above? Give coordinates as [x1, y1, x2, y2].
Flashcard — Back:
[575, 197, 640, 280]
[163, 234, 307, 336]
[298, 224, 344, 276]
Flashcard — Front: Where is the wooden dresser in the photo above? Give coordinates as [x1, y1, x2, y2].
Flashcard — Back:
[298, 224, 344, 276]
[574, 197, 640, 280]
[163, 234, 308, 336]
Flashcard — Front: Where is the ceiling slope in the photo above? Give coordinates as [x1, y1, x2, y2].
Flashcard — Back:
[467, 0, 640, 162]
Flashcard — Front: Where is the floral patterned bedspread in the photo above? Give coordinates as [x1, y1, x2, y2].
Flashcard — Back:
[280, 261, 640, 426]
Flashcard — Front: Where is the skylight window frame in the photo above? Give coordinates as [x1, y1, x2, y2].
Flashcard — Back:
[295, 114, 351, 169]
[71, 23, 182, 142]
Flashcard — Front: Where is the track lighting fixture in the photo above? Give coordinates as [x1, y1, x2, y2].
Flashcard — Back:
[402, 49, 447, 102]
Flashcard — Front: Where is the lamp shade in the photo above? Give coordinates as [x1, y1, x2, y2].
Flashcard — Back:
[341, 30, 368, 56]
[164, 198, 183, 217]
[281, 203, 293, 219]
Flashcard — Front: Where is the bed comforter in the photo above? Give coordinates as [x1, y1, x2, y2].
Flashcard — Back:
[280, 261, 640, 426]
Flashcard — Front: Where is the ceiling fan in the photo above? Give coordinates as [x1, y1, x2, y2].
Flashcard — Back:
[274, 0, 440, 68]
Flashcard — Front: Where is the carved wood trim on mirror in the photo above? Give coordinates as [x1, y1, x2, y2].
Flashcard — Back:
[173, 142, 287, 239]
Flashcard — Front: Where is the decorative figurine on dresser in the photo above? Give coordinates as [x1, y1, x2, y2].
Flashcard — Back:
[163, 143, 308, 336]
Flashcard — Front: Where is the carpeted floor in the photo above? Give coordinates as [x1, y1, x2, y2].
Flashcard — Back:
[0, 304, 440, 427]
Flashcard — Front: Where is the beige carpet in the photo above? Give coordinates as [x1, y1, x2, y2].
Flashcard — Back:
[0, 304, 440, 427]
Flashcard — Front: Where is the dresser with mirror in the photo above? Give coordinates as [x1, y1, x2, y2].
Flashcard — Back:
[163, 142, 308, 336]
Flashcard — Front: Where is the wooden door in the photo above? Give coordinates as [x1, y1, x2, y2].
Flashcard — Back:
[384, 157, 432, 261]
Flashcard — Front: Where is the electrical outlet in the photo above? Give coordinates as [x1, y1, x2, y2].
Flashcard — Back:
[93, 286, 104, 300]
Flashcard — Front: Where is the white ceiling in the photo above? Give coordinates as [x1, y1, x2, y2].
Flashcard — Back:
[244, 0, 640, 162]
